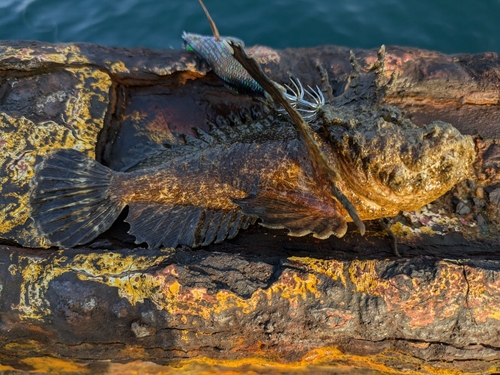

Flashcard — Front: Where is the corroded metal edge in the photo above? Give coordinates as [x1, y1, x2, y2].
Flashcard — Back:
[0, 246, 499, 373]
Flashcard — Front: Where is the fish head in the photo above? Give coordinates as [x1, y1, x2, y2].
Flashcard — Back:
[323, 105, 476, 217]
[182, 32, 263, 96]
[182, 32, 245, 57]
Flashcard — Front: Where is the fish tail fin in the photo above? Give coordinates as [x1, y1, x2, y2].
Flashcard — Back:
[29, 149, 125, 248]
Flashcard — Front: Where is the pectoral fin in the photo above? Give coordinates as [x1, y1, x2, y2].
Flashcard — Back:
[228, 40, 365, 236]
[233, 193, 347, 239]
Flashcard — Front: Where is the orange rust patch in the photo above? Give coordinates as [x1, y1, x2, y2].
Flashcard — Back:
[322, 309, 355, 329]
[101, 347, 478, 375]
[349, 260, 467, 328]
[2, 351, 490, 375]
[4, 340, 41, 354]
[20, 357, 88, 374]
[117, 345, 147, 360]
[0, 364, 16, 371]
[461, 265, 500, 322]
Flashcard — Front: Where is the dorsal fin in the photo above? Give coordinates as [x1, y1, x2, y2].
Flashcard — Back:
[124, 110, 295, 172]
[333, 46, 392, 107]
[228, 40, 365, 235]
[119, 137, 171, 172]
[193, 127, 215, 145]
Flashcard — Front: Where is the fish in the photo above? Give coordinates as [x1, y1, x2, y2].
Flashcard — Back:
[28, 46, 476, 249]
[183, 32, 263, 96]
[182, 0, 264, 97]
[182, 32, 325, 121]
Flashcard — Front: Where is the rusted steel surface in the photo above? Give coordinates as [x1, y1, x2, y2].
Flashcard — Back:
[1, 40, 500, 374]
[1, 245, 500, 374]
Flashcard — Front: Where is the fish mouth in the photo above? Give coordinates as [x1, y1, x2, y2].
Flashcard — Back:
[182, 32, 195, 51]
[331, 120, 476, 219]
[182, 32, 202, 52]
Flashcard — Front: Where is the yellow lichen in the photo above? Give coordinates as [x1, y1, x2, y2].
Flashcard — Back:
[63, 67, 111, 147]
[389, 221, 418, 237]
[5, 253, 500, 374]
[348, 260, 468, 328]
[0, 65, 111, 246]
[9, 252, 68, 320]
[9, 251, 173, 321]
[0, 44, 91, 66]
[4, 340, 41, 354]
[348, 259, 391, 296]
[1, 351, 491, 375]
[460, 265, 500, 322]
[0, 115, 89, 237]
[9, 250, 324, 322]
[99, 347, 485, 375]
[109, 61, 130, 74]
[81, 266, 320, 321]
[9, 252, 495, 328]
[391, 205, 465, 240]
[288, 256, 347, 287]
[0, 364, 16, 371]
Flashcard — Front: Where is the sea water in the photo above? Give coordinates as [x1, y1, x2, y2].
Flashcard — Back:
[1, 0, 500, 54]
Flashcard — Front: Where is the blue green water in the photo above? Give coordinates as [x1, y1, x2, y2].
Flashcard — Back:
[1, 0, 500, 54]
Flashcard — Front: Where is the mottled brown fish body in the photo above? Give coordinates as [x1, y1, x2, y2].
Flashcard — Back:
[29, 120, 349, 248]
[113, 169, 246, 212]
[112, 139, 304, 212]
[28, 49, 475, 249]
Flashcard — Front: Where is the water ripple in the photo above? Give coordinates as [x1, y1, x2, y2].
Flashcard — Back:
[0, 0, 499, 53]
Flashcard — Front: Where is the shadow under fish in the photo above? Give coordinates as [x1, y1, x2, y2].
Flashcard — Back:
[29, 42, 475, 249]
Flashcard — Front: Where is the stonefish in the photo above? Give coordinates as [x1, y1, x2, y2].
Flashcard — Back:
[29, 43, 475, 249]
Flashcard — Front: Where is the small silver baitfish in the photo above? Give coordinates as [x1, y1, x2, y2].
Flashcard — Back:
[183, 32, 262, 96]
[182, 32, 325, 121]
